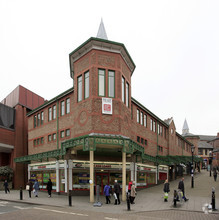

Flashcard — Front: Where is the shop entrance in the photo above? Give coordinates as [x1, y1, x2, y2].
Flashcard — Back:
[95, 173, 109, 195]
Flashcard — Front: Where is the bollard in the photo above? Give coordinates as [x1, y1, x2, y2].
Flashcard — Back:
[212, 187, 216, 210]
[126, 192, 131, 211]
[68, 190, 72, 206]
[20, 186, 23, 200]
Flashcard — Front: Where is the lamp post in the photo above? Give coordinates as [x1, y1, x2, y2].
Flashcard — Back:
[191, 145, 194, 188]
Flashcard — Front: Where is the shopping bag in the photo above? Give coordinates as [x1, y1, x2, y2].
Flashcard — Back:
[26, 185, 30, 191]
[33, 189, 36, 193]
[113, 193, 117, 200]
[164, 192, 168, 199]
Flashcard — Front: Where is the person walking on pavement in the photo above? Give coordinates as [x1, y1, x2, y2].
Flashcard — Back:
[130, 181, 136, 204]
[26, 179, 33, 198]
[47, 179, 53, 197]
[114, 180, 121, 205]
[163, 179, 170, 202]
[213, 168, 217, 181]
[33, 179, 40, 197]
[103, 183, 111, 204]
[178, 177, 188, 202]
[3, 180, 10, 194]
[128, 180, 132, 193]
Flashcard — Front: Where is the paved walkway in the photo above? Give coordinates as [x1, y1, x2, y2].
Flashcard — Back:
[0, 170, 218, 214]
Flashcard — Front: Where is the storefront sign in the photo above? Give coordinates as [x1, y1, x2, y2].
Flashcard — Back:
[102, 98, 112, 115]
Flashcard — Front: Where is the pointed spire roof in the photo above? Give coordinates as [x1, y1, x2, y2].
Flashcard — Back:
[182, 119, 189, 135]
[96, 18, 108, 40]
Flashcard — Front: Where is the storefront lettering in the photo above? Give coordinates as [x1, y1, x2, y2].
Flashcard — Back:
[38, 166, 46, 169]
[95, 164, 111, 168]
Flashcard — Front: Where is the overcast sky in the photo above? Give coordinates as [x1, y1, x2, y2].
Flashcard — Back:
[0, 0, 218, 136]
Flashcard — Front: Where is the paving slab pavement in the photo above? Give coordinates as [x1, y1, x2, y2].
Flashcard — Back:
[0, 170, 218, 215]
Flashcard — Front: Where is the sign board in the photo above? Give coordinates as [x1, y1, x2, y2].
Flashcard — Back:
[102, 98, 112, 115]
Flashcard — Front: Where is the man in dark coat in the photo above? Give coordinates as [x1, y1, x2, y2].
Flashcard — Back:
[114, 180, 121, 205]
[178, 177, 188, 201]
[3, 180, 10, 194]
[47, 179, 53, 197]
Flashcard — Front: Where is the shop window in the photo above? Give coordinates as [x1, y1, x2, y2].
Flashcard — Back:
[66, 98, 70, 114]
[108, 70, 115, 98]
[84, 71, 89, 99]
[78, 75, 82, 102]
[98, 69, 105, 96]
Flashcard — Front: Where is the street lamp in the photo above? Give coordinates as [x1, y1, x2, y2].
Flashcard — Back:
[191, 145, 194, 188]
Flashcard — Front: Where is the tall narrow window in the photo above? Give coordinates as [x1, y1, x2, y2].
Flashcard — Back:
[84, 71, 89, 99]
[158, 124, 160, 135]
[37, 113, 40, 126]
[108, 70, 115, 98]
[122, 76, 125, 103]
[98, 69, 105, 96]
[41, 112, 44, 125]
[66, 98, 70, 114]
[144, 114, 147, 127]
[48, 107, 52, 121]
[126, 82, 129, 107]
[153, 121, 156, 132]
[150, 119, 153, 131]
[140, 112, 143, 125]
[52, 105, 56, 120]
[61, 101, 65, 116]
[34, 115, 37, 128]
[77, 75, 82, 102]
[137, 109, 140, 123]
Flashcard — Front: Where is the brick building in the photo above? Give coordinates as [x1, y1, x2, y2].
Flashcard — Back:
[14, 21, 201, 201]
[0, 85, 44, 188]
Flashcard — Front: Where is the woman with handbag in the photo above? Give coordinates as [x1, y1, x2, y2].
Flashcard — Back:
[163, 179, 170, 202]
[26, 180, 33, 198]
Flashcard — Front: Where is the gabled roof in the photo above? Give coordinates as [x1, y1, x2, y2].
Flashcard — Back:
[198, 141, 213, 149]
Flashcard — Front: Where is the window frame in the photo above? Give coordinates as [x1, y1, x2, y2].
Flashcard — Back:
[48, 107, 52, 121]
[126, 82, 129, 107]
[77, 75, 82, 102]
[108, 70, 115, 98]
[84, 71, 89, 99]
[52, 105, 56, 120]
[98, 69, 105, 97]
[66, 98, 70, 114]
[122, 76, 125, 103]
[60, 100, 65, 116]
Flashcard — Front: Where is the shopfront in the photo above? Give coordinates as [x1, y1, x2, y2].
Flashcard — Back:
[158, 165, 168, 181]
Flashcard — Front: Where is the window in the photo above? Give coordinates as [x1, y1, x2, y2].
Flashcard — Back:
[34, 139, 37, 146]
[66, 129, 70, 137]
[126, 82, 129, 107]
[34, 115, 37, 128]
[61, 101, 65, 116]
[122, 76, 125, 103]
[66, 98, 70, 114]
[145, 139, 147, 145]
[52, 105, 56, 120]
[137, 136, 140, 143]
[60, 130, 65, 138]
[77, 75, 82, 102]
[41, 112, 44, 125]
[48, 135, 52, 142]
[198, 149, 203, 155]
[205, 149, 208, 155]
[37, 138, 40, 145]
[140, 112, 143, 125]
[37, 113, 40, 126]
[108, 70, 115, 98]
[144, 114, 147, 127]
[137, 109, 140, 123]
[40, 137, 44, 144]
[48, 107, 52, 121]
[150, 119, 153, 131]
[158, 124, 160, 135]
[141, 138, 144, 144]
[53, 133, 56, 141]
[84, 71, 89, 99]
[160, 126, 163, 136]
[98, 69, 105, 96]
[153, 121, 156, 132]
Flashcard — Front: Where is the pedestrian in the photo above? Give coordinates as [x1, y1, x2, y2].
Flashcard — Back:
[26, 179, 33, 198]
[213, 168, 217, 181]
[130, 181, 136, 204]
[163, 179, 170, 202]
[47, 179, 53, 197]
[3, 180, 10, 194]
[114, 180, 121, 205]
[103, 183, 111, 204]
[178, 177, 188, 202]
[33, 179, 40, 197]
[128, 180, 132, 193]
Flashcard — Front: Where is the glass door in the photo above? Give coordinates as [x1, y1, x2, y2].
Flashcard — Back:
[95, 173, 109, 195]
